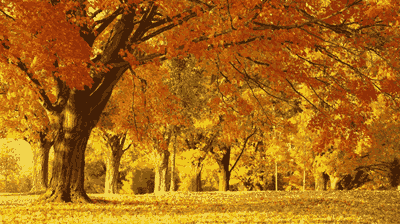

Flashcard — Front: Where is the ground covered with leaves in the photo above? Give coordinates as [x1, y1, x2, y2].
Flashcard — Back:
[0, 190, 398, 223]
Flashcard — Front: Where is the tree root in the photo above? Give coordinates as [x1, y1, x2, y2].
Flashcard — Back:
[35, 189, 93, 204]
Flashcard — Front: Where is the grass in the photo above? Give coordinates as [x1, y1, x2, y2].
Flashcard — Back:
[0, 190, 399, 223]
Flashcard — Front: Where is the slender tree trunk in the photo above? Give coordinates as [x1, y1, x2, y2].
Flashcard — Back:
[5, 174, 7, 192]
[194, 167, 202, 192]
[303, 169, 306, 191]
[153, 127, 173, 193]
[154, 149, 170, 193]
[275, 161, 278, 191]
[169, 135, 177, 192]
[29, 132, 53, 194]
[218, 145, 231, 191]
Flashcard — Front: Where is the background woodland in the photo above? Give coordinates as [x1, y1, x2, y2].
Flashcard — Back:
[0, 0, 400, 201]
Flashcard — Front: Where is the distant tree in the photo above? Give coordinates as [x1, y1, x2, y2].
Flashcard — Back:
[0, 144, 22, 193]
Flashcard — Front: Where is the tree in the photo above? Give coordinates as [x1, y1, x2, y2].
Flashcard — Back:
[179, 130, 217, 192]
[310, 93, 400, 191]
[1, 0, 400, 203]
[91, 78, 134, 195]
[124, 66, 185, 193]
[0, 74, 55, 194]
[163, 55, 215, 192]
[99, 130, 132, 194]
[0, 143, 22, 193]
[208, 124, 257, 191]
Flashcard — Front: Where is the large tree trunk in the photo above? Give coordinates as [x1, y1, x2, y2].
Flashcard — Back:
[104, 133, 130, 194]
[38, 71, 128, 203]
[38, 118, 93, 203]
[217, 145, 231, 191]
[154, 149, 170, 193]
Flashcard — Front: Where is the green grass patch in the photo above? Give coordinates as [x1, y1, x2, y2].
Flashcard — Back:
[0, 190, 399, 223]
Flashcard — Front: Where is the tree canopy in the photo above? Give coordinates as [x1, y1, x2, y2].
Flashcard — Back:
[1, 0, 400, 202]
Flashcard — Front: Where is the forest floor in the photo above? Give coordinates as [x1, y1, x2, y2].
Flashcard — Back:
[0, 190, 399, 223]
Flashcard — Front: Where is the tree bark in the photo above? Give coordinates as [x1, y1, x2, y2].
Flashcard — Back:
[38, 122, 92, 203]
[303, 169, 306, 191]
[218, 167, 231, 191]
[104, 155, 122, 194]
[314, 171, 324, 191]
[28, 131, 54, 194]
[169, 134, 177, 192]
[37, 100, 97, 203]
[212, 131, 255, 192]
[103, 133, 131, 194]
[275, 161, 278, 191]
[154, 149, 170, 193]
[194, 167, 202, 192]
[313, 153, 329, 191]
[314, 171, 329, 191]
[189, 158, 203, 192]
[153, 127, 173, 193]
[217, 144, 231, 191]
[329, 175, 341, 190]
[38, 66, 129, 203]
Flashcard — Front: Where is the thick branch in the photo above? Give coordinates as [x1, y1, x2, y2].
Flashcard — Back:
[0, 9, 15, 21]
[9, 57, 58, 113]
[140, 10, 198, 43]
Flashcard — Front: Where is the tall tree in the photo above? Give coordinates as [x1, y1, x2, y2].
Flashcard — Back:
[99, 130, 132, 194]
[163, 55, 214, 192]
[91, 74, 134, 195]
[209, 123, 258, 191]
[1, 0, 399, 203]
